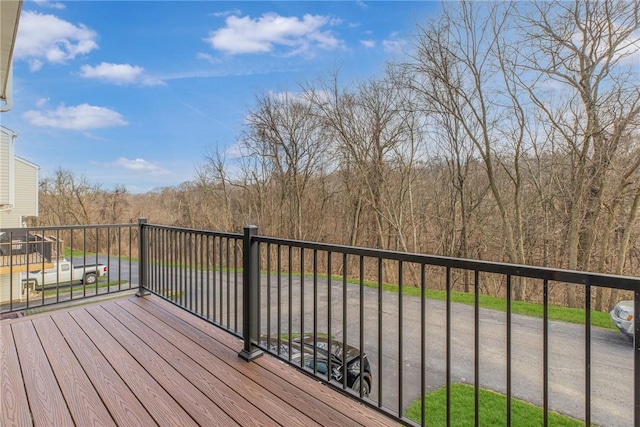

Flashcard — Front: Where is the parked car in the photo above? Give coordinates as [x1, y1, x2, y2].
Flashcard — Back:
[261, 335, 373, 397]
[21, 259, 108, 290]
[610, 300, 634, 342]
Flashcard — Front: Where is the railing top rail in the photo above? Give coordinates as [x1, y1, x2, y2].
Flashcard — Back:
[255, 235, 640, 291]
[144, 222, 242, 240]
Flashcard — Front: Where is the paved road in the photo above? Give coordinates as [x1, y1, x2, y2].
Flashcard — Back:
[95, 255, 138, 287]
[256, 275, 633, 426]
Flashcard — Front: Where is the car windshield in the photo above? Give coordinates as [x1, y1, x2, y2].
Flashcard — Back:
[303, 359, 329, 375]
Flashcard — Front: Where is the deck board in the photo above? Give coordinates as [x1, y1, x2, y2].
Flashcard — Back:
[1, 294, 398, 427]
[112, 300, 278, 426]
[11, 321, 75, 426]
[124, 298, 331, 427]
[31, 316, 116, 427]
[51, 311, 158, 426]
[86, 304, 239, 426]
[131, 296, 395, 427]
[0, 325, 33, 427]
[70, 309, 200, 427]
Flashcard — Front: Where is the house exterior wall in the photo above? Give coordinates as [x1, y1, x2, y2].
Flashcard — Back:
[0, 128, 14, 207]
[12, 157, 38, 218]
[0, 272, 22, 303]
[0, 128, 39, 229]
[0, 214, 21, 228]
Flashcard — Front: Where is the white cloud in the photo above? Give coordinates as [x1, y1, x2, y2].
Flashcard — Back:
[79, 62, 164, 86]
[223, 142, 244, 160]
[599, 29, 640, 66]
[196, 52, 220, 64]
[35, 97, 49, 108]
[382, 33, 407, 55]
[27, 59, 44, 72]
[211, 9, 242, 18]
[113, 158, 169, 175]
[205, 12, 343, 56]
[15, 11, 98, 70]
[360, 40, 375, 48]
[570, 26, 640, 67]
[33, 0, 65, 9]
[23, 103, 128, 130]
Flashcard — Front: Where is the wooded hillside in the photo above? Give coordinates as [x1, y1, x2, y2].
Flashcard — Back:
[30, 1, 640, 310]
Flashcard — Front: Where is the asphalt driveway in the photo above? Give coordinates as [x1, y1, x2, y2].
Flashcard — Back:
[257, 274, 633, 426]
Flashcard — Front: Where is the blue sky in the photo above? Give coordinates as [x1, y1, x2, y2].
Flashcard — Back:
[2, 1, 440, 193]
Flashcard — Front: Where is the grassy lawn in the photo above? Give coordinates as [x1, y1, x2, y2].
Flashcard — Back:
[405, 383, 585, 427]
[64, 248, 138, 262]
[423, 288, 614, 331]
[310, 273, 615, 331]
[159, 290, 184, 300]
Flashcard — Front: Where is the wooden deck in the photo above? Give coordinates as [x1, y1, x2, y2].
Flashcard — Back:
[1, 294, 397, 426]
[0, 252, 54, 274]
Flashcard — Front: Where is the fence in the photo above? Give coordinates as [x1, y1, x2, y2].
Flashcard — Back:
[138, 221, 640, 427]
[0, 223, 138, 313]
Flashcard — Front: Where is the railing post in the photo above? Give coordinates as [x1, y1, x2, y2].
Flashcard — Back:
[136, 217, 150, 297]
[239, 225, 263, 361]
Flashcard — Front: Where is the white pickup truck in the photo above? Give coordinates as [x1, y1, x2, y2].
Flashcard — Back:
[21, 259, 108, 289]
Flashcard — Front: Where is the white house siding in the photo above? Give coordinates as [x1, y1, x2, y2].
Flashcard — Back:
[13, 157, 38, 217]
[0, 214, 20, 228]
[0, 128, 13, 207]
[0, 272, 22, 303]
[0, 156, 39, 229]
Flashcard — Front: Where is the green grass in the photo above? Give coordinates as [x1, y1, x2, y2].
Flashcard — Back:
[423, 289, 614, 330]
[405, 383, 585, 426]
[309, 273, 615, 331]
[159, 290, 184, 300]
[63, 248, 138, 262]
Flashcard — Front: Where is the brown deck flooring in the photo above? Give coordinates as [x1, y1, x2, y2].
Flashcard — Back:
[1, 294, 397, 426]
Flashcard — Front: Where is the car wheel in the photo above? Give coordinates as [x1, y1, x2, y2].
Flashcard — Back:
[352, 376, 370, 397]
[84, 273, 97, 285]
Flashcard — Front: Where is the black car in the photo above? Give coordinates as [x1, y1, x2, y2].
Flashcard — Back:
[261, 335, 373, 397]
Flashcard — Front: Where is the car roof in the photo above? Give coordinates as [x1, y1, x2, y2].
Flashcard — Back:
[260, 335, 364, 363]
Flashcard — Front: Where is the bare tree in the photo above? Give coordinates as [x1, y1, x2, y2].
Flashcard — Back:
[37, 168, 101, 226]
[196, 149, 240, 231]
[306, 71, 414, 250]
[518, 0, 640, 306]
[406, 2, 530, 299]
[240, 91, 331, 239]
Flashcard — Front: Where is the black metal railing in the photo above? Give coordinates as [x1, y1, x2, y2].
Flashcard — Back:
[0, 223, 138, 313]
[119, 221, 640, 426]
[141, 220, 244, 336]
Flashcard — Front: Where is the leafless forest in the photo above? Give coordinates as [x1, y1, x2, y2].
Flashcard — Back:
[31, 2, 639, 310]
